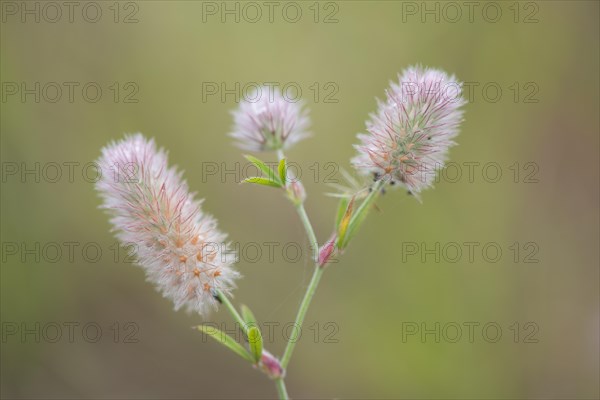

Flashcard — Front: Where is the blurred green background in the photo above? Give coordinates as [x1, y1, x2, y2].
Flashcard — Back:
[1, 1, 598, 399]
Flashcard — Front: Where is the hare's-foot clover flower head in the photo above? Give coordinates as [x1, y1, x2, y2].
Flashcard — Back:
[352, 66, 466, 195]
[230, 86, 310, 152]
[96, 134, 238, 317]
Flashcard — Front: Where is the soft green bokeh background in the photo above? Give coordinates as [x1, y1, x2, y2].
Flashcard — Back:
[1, 1, 599, 399]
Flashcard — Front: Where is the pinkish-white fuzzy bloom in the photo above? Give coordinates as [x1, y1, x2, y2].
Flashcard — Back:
[230, 86, 310, 152]
[352, 66, 466, 195]
[96, 134, 238, 316]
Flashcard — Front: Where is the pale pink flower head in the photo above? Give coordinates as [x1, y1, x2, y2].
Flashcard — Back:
[230, 86, 310, 152]
[352, 66, 466, 195]
[96, 134, 238, 316]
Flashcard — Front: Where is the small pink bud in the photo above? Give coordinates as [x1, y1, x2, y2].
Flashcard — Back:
[259, 350, 284, 379]
[318, 234, 337, 267]
[287, 180, 306, 205]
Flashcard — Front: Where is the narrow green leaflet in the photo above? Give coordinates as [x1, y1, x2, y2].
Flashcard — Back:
[247, 326, 263, 363]
[278, 158, 287, 186]
[195, 325, 254, 363]
[244, 155, 281, 185]
[241, 304, 258, 330]
[240, 305, 262, 363]
[335, 197, 349, 228]
[243, 177, 282, 188]
[340, 181, 383, 249]
[336, 196, 355, 249]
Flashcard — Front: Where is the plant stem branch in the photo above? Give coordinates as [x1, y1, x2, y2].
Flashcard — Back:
[276, 153, 384, 378]
[276, 150, 325, 371]
[352, 180, 384, 222]
[280, 259, 323, 370]
[274, 377, 289, 400]
[342, 179, 384, 247]
[216, 289, 248, 336]
[295, 203, 319, 262]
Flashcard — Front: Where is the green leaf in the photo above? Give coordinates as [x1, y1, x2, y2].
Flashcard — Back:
[243, 177, 282, 188]
[278, 158, 287, 186]
[247, 326, 263, 363]
[195, 325, 254, 363]
[335, 197, 349, 227]
[241, 304, 258, 330]
[244, 155, 280, 185]
[336, 196, 355, 248]
[340, 182, 382, 249]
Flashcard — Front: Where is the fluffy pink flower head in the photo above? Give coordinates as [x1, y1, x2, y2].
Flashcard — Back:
[352, 66, 466, 195]
[96, 134, 238, 316]
[230, 86, 310, 152]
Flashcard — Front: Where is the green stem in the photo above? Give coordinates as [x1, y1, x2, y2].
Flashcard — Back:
[218, 291, 289, 399]
[275, 153, 384, 379]
[280, 260, 324, 370]
[216, 290, 248, 336]
[295, 203, 319, 262]
[274, 377, 289, 400]
[277, 149, 318, 260]
[351, 180, 384, 222]
[276, 150, 325, 371]
[280, 180, 385, 369]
